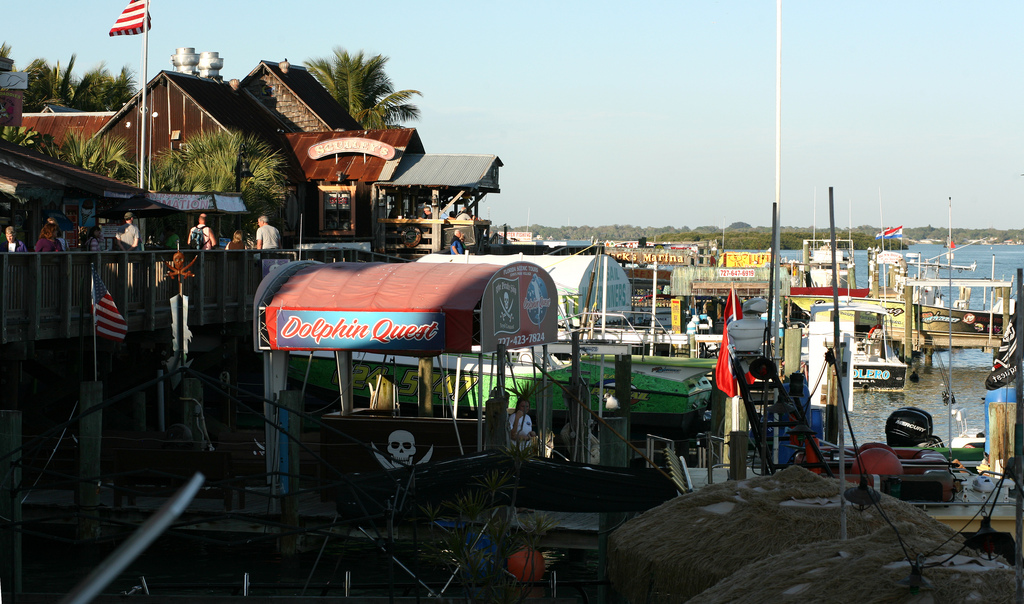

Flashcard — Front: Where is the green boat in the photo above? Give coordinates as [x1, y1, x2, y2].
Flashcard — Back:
[289, 350, 716, 438]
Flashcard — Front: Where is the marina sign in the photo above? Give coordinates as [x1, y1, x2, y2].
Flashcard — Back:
[606, 247, 698, 265]
[270, 309, 445, 351]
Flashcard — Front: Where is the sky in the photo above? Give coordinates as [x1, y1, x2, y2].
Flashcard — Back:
[4, 1, 1024, 231]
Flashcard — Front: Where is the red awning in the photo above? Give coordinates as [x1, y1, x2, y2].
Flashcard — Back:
[263, 261, 506, 352]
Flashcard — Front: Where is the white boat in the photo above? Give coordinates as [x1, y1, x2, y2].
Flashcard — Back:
[805, 300, 908, 408]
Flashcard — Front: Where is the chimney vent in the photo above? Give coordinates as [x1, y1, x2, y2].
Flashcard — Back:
[280, 58, 290, 74]
[197, 51, 224, 80]
[171, 47, 199, 75]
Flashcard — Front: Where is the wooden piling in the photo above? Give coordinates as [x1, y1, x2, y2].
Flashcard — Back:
[0, 409, 22, 593]
[78, 381, 102, 542]
[279, 390, 301, 556]
[131, 391, 146, 432]
[417, 356, 433, 417]
[614, 354, 632, 439]
[598, 417, 628, 604]
[182, 377, 203, 450]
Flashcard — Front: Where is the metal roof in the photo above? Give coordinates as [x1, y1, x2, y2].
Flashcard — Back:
[21, 112, 114, 146]
[285, 129, 425, 182]
[0, 138, 145, 199]
[383, 154, 502, 191]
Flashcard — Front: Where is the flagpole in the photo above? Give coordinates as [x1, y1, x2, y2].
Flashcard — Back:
[91, 264, 98, 381]
[138, 0, 149, 189]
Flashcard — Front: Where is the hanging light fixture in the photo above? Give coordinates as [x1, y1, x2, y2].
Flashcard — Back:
[843, 475, 881, 511]
[895, 561, 934, 594]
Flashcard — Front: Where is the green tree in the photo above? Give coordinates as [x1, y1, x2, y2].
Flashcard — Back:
[305, 48, 421, 129]
[21, 55, 137, 112]
[57, 130, 136, 182]
[0, 126, 56, 155]
[150, 130, 287, 236]
[0, 42, 11, 60]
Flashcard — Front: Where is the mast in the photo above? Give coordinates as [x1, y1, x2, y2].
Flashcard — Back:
[138, 0, 149, 188]
[770, 0, 783, 363]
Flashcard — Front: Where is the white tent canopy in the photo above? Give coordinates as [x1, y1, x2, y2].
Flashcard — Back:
[417, 253, 632, 317]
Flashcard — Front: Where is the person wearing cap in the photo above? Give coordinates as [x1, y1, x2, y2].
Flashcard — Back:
[117, 212, 140, 251]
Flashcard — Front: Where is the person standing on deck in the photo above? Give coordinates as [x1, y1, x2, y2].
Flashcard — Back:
[190, 213, 216, 250]
[3, 226, 27, 252]
[509, 399, 536, 450]
[255, 215, 281, 249]
[117, 212, 140, 251]
[450, 230, 466, 255]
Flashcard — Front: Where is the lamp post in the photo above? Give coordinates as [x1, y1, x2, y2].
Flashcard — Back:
[234, 152, 253, 233]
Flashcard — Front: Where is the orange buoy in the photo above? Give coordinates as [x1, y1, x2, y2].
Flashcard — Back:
[507, 547, 545, 597]
[851, 447, 904, 479]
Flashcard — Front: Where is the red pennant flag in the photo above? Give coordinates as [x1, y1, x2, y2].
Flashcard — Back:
[714, 287, 743, 397]
[109, 0, 150, 37]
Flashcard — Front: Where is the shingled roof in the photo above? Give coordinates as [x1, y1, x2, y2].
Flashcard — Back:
[242, 61, 363, 132]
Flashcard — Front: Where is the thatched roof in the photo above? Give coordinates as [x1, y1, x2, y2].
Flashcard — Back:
[607, 466, 975, 603]
[690, 524, 1012, 603]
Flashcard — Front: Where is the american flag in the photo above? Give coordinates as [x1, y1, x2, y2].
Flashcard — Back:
[109, 0, 151, 37]
[92, 267, 127, 342]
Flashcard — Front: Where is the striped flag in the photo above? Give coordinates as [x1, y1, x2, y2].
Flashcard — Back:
[92, 267, 127, 342]
[714, 287, 743, 397]
[874, 225, 903, 240]
[109, 0, 150, 37]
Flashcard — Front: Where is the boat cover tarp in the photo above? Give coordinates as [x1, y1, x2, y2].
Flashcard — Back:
[335, 450, 677, 518]
[263, 262, 509, 352]
[418, 253, 632, 312]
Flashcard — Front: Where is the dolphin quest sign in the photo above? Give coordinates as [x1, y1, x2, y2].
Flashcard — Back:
[270, 310, 445, 351]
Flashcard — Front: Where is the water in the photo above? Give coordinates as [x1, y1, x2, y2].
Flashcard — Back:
[785, 243, 1024, 445]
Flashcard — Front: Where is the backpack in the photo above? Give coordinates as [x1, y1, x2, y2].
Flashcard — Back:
[189, 226, 206, 250]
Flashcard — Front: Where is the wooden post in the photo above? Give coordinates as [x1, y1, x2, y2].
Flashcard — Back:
[335, 351, 353, 416]
[279, 390, 301, 556]
[182, 377, 203, 450]
[903, 282, 913, 362]
[131, 391, 146, 432]
[783, 327, 801, 378]
[417, 356, 433, 417]
[824, 362, 839, 443]
[0, 410, 22, 593]
[78, 381, 102, 542]
[728, 431, 747, 480]
[484, 390, 510, 450]
[598, 417, 628, 604]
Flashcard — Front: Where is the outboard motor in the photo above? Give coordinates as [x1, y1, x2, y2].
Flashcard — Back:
[885, 407, 936, 447]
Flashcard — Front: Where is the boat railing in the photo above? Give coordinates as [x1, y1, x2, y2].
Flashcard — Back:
[572, 310, 672, 349]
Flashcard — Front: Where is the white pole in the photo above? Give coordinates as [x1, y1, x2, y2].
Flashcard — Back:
[600, 255, 609, 338]
[649, 260, 658, 356]
[138, 0, 149, 189]
[771, 0, 783, 362]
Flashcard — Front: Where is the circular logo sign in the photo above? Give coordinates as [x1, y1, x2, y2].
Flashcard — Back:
[525, 274, 549, 326]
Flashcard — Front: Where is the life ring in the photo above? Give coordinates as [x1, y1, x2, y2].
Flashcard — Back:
[867, 324, 882, 339]
[401, 227, 422, 248]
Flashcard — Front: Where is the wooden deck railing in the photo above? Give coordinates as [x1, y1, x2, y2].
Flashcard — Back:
[0, 248, 390, 345]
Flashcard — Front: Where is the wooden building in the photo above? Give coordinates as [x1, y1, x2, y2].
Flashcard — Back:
[83, 54, 501, 257]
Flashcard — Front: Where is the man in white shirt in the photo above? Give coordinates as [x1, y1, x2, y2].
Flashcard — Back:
[256, 215, 281, 249]
[117, 212, 140, 251]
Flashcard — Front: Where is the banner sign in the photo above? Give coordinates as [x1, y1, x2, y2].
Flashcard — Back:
[606, 247, 697, 265]
[0, 90, 23, 127]
[481, 262, 558, 351]
[271, 309, 444, 351]
[721, 251, 771, 268]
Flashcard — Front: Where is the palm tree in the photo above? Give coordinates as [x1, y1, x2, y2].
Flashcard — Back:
[0, 42, 12, 60]
[22, 55, 137, 112]
[305, 48, 421, 130]
[58, 131, 136, 182]
[0, 127, 56, 154]
[150, 130, 287, 237]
